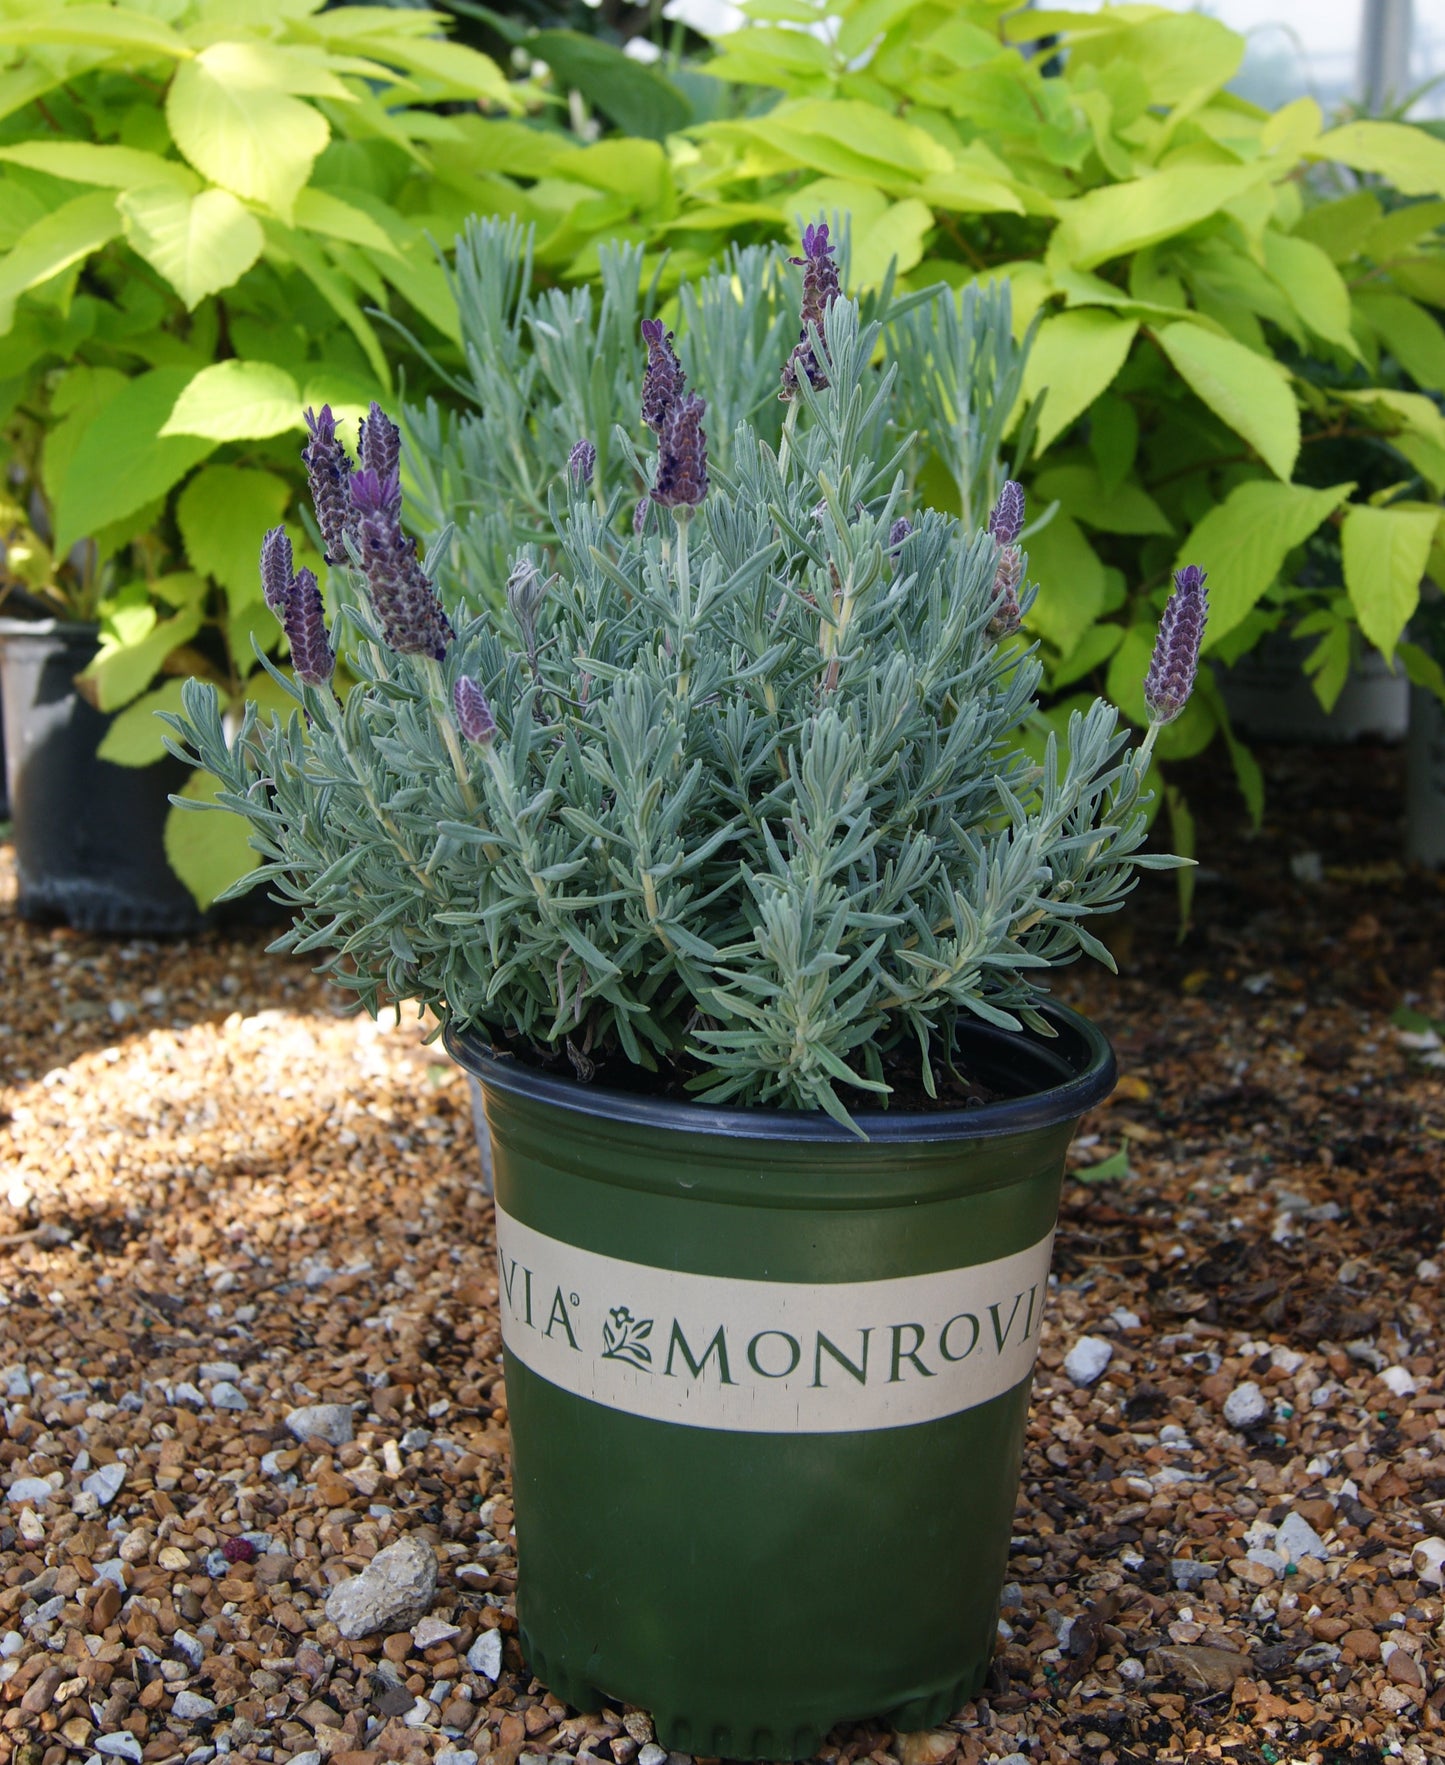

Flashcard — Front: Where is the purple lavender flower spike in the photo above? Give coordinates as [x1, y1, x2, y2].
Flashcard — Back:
[281, 567, 334, 687]
[302, 405, 356, 567]
[260, 526, 294, 616]
[349, 467, 453, 660]
[358, 402, 401, 491]
[653, 392, 708, 510]
[1145, 565, 1208, 724]
[987, 480, 1025, 546]
[454, 676, 497, 746]
[640, 319, 686, 434]
[780, 220, 842, 399]
[569, 437, 596, 487]
[888, 516, 913, 552]
[633, 493, 651, 536]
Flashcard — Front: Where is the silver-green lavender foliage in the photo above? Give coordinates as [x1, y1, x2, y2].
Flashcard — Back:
[403, 216, 1039, 602]
[165, 285, 1181, 1128]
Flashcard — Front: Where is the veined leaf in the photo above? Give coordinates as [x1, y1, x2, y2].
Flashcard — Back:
[117, 184, 264, 308]
[0, 142, 196, 191]
[1156, 321, 1300, 481]
[96, 679, 190, 768]
[293, 186, 402, 256]
[1364, 198, 1445, 260]
[0, 189, 121, 332]
[525, 29, 691, 142]
[167, 42, 331, 220]
[1022, 309, 1137, 452]
[1311, 121, 1445, 198]
[263, 219, 391, 388]
[77, 600, 205, 712]
[165, 771, 261, 910]
[176, 465, 292, 603]
[1022, 512, 1107, 655]
[1048, 163, 1272, 272]
[1340, 503, 1437, 656]
[53, 368, 216, 552]
[1262, 229, 1359, 357]
[1291, 190, 1381, 264]
[1031, 463, 1172, 535]
[1176, 479, 1354, 646]
[0, 6, 190, 57]
[1354, 292, 1445, 392]
[160, 360, 304, 442]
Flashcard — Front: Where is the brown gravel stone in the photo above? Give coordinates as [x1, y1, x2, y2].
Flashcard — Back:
[3, 750, 1445, 1765]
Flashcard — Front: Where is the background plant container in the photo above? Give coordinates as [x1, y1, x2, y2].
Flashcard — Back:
[1406, 685, 1445, 868]
[449, 1007, 1115, 1759]
[0, 618, 203, 933]
[1219, 629, 1409, 744]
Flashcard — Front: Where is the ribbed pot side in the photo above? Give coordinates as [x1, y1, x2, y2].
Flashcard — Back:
[448, 1005, 1115, 1760]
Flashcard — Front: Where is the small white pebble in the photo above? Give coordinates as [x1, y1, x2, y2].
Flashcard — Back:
[82, 1464, 126, 1508]
[172, 1691, 217, 1721]
[1117, 1659, 1145, 1684]
[638, 1748, 668, 1765]
[412, 1615, 461, 1649]
[208, 1381, 248, 1412]
[465, 1629, 503, 1680]
[1223, 1382, 1269, 1429]
[1063, 1335, 1112, 1387]
[1380, 1366, 1417, 1397]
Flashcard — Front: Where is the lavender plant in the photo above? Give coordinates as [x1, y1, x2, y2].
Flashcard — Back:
[165, 242, 1204, 1128]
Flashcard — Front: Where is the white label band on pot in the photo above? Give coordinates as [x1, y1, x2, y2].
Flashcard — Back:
[495, 1204, 1055, 1435]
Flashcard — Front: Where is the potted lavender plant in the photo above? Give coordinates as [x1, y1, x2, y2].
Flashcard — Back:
[165, 230, 1206, 1757]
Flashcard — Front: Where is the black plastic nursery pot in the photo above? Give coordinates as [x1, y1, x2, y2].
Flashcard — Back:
[448, 1005, 1116, 1759]
[0, 617, 204, 934]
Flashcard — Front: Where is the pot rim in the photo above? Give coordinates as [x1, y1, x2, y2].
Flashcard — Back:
[446, 1001, 1116, 1144]
[0, 614, 100, 643]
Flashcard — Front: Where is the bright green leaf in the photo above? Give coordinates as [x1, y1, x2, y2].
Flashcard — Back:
[1354, 292, 1445, 392]
[1364, 198, 1445, 260]
[76, 601, 204, 712]
[176, 465, 291, 603]
[96, 679, 190, 767]
[1048, 163, 1272, 272]
[1155, 321, 1300, 480]
[0, 6, 190, 57]
[0, 189, 121, 332]
[1031, 463, 1172, 535]
[160, 360, 303, 442]
[1176, 479, 1354, 646]
[166, 42, 331, 220]
[1311, 121, 1445, 198]
[117, 184, 264, 308]
[53, 368, 216, 552]
[43, 364, 130, 505]
[292, 186, 401, 255]
[1022, 512, 1107, 655]
[1292, 190, 1381, 264]
[0, 142, 196, 191]
[1340, 503, 1436, 656]
[164, 771, 261, 911]
[1262, 229, 1359, 356]
[1022, 309, 1137, 452]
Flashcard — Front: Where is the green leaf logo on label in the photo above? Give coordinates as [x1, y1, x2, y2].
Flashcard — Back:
[601, 1307, 654, 1370]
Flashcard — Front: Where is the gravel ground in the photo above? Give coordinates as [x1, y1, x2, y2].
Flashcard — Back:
[1, 741, 1443, 1765]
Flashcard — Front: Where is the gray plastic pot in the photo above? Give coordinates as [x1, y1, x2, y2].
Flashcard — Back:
[1219, 629, 1408, 744]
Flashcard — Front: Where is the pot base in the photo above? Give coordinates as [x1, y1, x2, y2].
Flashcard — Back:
[522, 1630, 988, 1760]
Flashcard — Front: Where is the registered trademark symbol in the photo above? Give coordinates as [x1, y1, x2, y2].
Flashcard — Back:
[570, 1293, 579, 1307]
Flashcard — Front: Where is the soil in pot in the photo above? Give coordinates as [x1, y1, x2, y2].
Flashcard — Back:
[450, 1006, 1115, 1759]
[0, 617, 205, 934]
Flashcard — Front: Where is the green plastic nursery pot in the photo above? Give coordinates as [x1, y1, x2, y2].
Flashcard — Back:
[448, 1006, 1115, 1759]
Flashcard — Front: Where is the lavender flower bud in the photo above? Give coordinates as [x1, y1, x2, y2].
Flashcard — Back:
[568, 437, 596, 487]
[888, 516, 913, 552]
[260, 526, 293, 615]
[780, 220, 842, 399]
[349, 467, 453, 661]
[281, 567, 334, 687]
[987, 481, 1025, 546]
[652, 392, 708, 510]
[453, 676, 496, 746]
[302, 405, 356, 567]
[1145, 565, 1208, 724]
[640, 319, 686, 434]
[357, 402, 401, 490]
[986, 545, 1023, 641]
[506, 558, 547, 650]
[633, 493, 651, 536]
